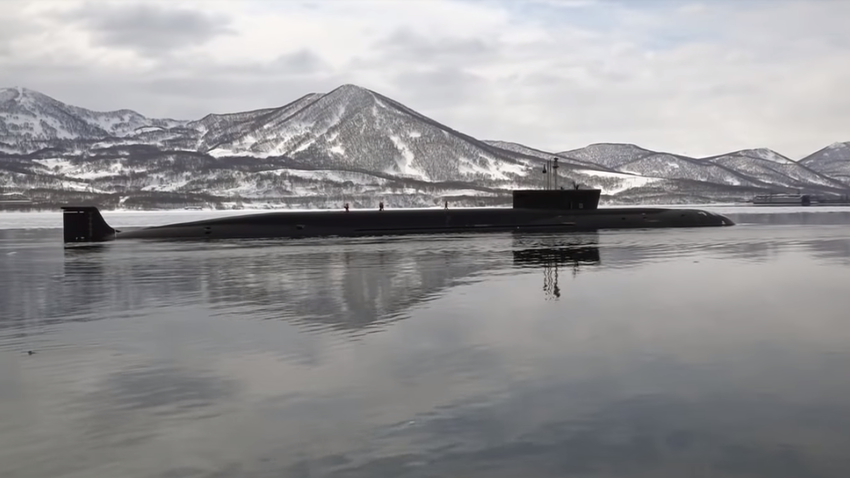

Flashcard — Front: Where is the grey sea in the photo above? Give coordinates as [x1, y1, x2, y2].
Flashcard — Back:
[2, 206, 850, 478]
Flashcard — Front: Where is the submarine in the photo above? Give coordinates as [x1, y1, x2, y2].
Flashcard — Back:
[61, 186, 734, 244]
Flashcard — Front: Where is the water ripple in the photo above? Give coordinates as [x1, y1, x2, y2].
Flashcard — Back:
[2, 220, 850, 477]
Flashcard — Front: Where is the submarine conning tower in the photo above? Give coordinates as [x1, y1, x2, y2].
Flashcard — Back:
[513, 156, 602, 210]
[512, 188, 601, 210]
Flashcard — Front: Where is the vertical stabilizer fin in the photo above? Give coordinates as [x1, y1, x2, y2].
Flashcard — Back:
[60, 206, 117, 243]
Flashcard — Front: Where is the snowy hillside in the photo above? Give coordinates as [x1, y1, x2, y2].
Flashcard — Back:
[734, 148, 794, 164]
[0, 87, 185, 147]
[558, 143, 655, 169]
[191, 93, 325, 153]
[615, 153, 762, 187]
[800, 142, 850, 184]
[706, 150, 845, 190]
[483, 140, 617, 170]
[0, 84, 848, 210]
[201, 84, 536, 183]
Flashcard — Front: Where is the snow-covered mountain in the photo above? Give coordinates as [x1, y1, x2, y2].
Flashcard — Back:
[484, 140, 615, 170]
[0, 84, 848, 210]
[558, 143, 655, 169]
[799, 142, 850, 184]
[734, 148, 795, 164]
[0, 87, 185, 146]
[704, 148, 846, 190]
[201, 84, 533, 183]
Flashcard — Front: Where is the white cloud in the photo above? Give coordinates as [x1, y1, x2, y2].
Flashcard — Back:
[2, 0, 849, 158]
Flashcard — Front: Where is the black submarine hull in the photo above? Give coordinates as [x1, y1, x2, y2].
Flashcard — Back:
[61, 204, 734, 244]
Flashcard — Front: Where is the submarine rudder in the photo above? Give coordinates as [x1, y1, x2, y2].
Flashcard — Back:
[61, 206, 118, 243]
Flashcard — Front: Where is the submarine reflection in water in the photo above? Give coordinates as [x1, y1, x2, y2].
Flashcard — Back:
[512, 234, 601, 300]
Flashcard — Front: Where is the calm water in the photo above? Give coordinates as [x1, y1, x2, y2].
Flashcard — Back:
[2, 208, 850, 478]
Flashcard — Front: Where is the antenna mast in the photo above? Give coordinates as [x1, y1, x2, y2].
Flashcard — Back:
[552, 157, 559, 190]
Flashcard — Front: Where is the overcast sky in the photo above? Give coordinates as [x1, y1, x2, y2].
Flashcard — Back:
[3, 0, 848, 158]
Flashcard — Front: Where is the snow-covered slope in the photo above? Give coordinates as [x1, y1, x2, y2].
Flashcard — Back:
[0, 87, 186, 148]
[204, 84, 533, 183]
[799, 142, 850, 184]
[483, 140, 615, 170]
[1, 84, 849, 210]
[734, 148, 794, 164]
[557, 143, 655, 169]
[555, 142, 850, 193]
[613, 153, 760, 187]
[706, 149, 846, 189]
[191, 93, 325, 153]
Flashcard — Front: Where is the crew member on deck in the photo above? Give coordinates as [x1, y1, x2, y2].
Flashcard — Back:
[379, 201, 384, 211]
[344, 203, 349, 212]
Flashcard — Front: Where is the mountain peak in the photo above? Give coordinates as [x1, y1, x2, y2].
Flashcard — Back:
[333, 83, 371, 93]
[0, 88, 19, 102]
[0, 86, 42, 103]
[0, 86, 187, 144]
[735, 147, 793, 164]
[557, 142, 654, 169]
[561, 142, 651, 154]
[802, 141, 850, 161]
[0, 86, 60, 101]
[0, 86, 30, 94]
[797, 141, 850, 182]
[322, 83, 379, 104]
[199, 82, 555, 184]
[587, 142, 642, 148]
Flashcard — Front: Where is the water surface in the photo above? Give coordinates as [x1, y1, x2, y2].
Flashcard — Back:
[2, 208, 850, 477]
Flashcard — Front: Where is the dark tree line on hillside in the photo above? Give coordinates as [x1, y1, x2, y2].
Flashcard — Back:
[1, 171, 84, 189]
[0, 188, 121, 211]
[0, 158, 40, 175]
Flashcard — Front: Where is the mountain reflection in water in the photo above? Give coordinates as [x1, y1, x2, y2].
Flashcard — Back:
[1, 216, 850, 478]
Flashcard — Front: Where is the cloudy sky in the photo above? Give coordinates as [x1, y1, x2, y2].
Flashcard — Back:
[2, 0, 848, 158]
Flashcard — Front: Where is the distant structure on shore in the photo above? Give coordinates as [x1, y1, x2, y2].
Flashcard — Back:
[752, 192, 850, 206]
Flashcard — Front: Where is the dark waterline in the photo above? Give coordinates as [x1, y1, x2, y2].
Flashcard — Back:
[2, 210, 850, 477]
